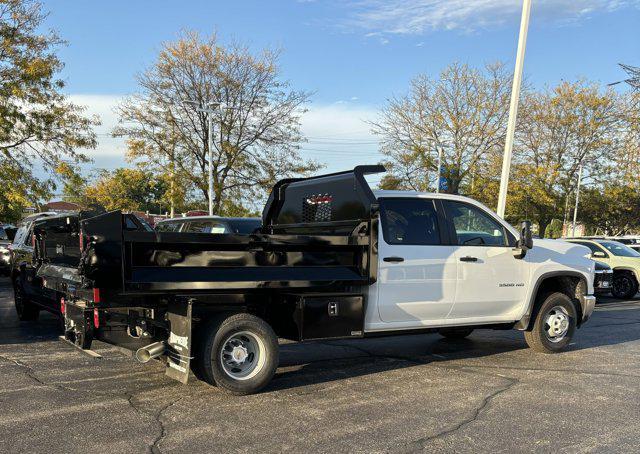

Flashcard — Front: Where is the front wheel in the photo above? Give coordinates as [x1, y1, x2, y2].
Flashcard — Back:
[200, 313, 279, 395]
[524, 292, 577, 353]
[611, 273, 638, 299]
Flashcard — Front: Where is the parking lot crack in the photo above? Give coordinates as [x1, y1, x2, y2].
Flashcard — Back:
[150, 396, 184, 454]
[398, 376, 518, 452]
[124, 391, 184, 454]
[0, 353, 73, 392]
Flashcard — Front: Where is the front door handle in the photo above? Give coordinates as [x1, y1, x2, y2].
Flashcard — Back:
[459, 256, 478, 262]
[383, 256, 404, 263]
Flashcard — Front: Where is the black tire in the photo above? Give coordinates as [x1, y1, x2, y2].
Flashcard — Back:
[438, 327, 474, 339]
[611, 273, 638, 299]
[13, 277, 39, 321]
[200, 313, 279, 395]
[524, 292, 577, 353]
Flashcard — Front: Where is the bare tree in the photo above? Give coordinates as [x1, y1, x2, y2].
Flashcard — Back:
[114, 31, 320, 214]
[370, 62, 512, 194]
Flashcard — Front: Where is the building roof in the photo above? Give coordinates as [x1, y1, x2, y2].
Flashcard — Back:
[43, 201, 82, 212]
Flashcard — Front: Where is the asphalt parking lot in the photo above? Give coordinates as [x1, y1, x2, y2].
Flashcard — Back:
[1, 277, 639, 453]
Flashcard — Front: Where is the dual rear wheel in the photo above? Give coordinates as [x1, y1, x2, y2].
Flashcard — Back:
[196, 313, 279, 395]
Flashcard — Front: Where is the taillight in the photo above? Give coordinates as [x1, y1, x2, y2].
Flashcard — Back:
[79, 231, 84, 252]
[93, 308, 100, 329]
[31, 234, 36, 248]
[93, 288, 101, 303]
[60, 297, 66, 315]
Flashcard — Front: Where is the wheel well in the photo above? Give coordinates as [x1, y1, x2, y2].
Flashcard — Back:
[528, 275, 585, 330]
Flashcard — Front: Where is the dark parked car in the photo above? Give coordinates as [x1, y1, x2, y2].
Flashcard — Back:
[9, 212, 60, 320]
[0, 223, 16, 276]
[155, 216, 262, 234]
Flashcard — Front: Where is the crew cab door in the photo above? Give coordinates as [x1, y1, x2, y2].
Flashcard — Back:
[443, 201, 528, 321]
[376, 198, 457, 324]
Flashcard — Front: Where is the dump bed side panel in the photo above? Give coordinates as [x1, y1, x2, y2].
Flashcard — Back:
[122, 230, 371, 292]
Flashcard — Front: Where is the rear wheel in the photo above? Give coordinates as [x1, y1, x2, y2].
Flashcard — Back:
[611, 272, 638, 299]
[13, 278, 39, 321]
[200, 313, 279, 395]
[524, 292, 576, 353]
[438, 327, 474, 339]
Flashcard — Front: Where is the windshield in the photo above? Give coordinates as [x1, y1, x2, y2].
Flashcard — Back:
[598, 241, 640, 258]
[228, 219, 262, 234]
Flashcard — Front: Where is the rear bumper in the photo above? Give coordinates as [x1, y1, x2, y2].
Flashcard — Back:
[580, 295, 596, 324]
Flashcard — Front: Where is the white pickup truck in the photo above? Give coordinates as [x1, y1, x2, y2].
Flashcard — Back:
[32, 166, 595, 394]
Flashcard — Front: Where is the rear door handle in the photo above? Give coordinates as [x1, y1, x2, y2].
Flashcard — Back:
[459, 256, 478, 262]
[383, 256, 404, 263]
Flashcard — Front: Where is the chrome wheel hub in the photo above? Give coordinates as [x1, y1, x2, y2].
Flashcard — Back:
[220, 331, 265, 381]
[230, 345, 249, 364]
[544, 306, 570, 342]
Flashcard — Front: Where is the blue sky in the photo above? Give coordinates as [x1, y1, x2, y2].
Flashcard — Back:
[41, 0, 640, 187]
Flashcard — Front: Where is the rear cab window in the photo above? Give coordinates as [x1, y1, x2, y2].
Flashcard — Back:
[379, 198, 442, 245]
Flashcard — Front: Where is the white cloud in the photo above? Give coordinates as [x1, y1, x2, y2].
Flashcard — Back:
[298, 103, 383, 175]
[68, 94, 128, 170]
[67, 95, 383, 176]
[344, 0, 639, 34]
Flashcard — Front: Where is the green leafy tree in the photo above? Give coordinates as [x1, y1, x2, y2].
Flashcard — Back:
[544, 219, 564, 239]
[84, 168, 168, 213]
[0, 0, 99, 221]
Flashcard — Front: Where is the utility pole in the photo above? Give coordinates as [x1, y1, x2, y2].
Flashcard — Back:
[572, 162, 583, 237]
[496, 0, 532, 218]
[436, 147, 443, 194]
[184, 100, 233, 216]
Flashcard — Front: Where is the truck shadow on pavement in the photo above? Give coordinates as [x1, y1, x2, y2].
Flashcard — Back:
[269, 300, 640, 392]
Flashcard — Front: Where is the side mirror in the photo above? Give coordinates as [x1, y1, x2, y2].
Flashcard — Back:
[592, 251, 606, 258]
[514, 220, 533, 259]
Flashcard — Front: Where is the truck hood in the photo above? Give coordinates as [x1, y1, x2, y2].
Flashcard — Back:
[529, 238, 593, 266]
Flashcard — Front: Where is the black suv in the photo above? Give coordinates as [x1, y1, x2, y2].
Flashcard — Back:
[9, 213, 60, 321]
[0, 223, 17, 276]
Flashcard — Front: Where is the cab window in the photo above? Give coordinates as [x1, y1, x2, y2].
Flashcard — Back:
[156, 222, 180, 232]
[379, 198, 441, 245]
[445, 201, 507, 246]
[184, 221, 228, 234]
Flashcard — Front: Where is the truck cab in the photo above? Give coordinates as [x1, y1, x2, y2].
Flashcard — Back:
[366, 192, 595, 334]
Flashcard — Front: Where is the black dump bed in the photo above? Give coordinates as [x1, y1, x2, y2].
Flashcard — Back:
[35, 166, 384, 297]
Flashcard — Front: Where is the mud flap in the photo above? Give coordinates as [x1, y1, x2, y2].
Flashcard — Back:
[165, 300, 193, 384]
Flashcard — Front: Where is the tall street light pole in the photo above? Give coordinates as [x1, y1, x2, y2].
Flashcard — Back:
[496, 0, 532, 218]
[436, 147, 443, 194]
[572, 162, 583, 237]
[184, 100, 231, 216]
